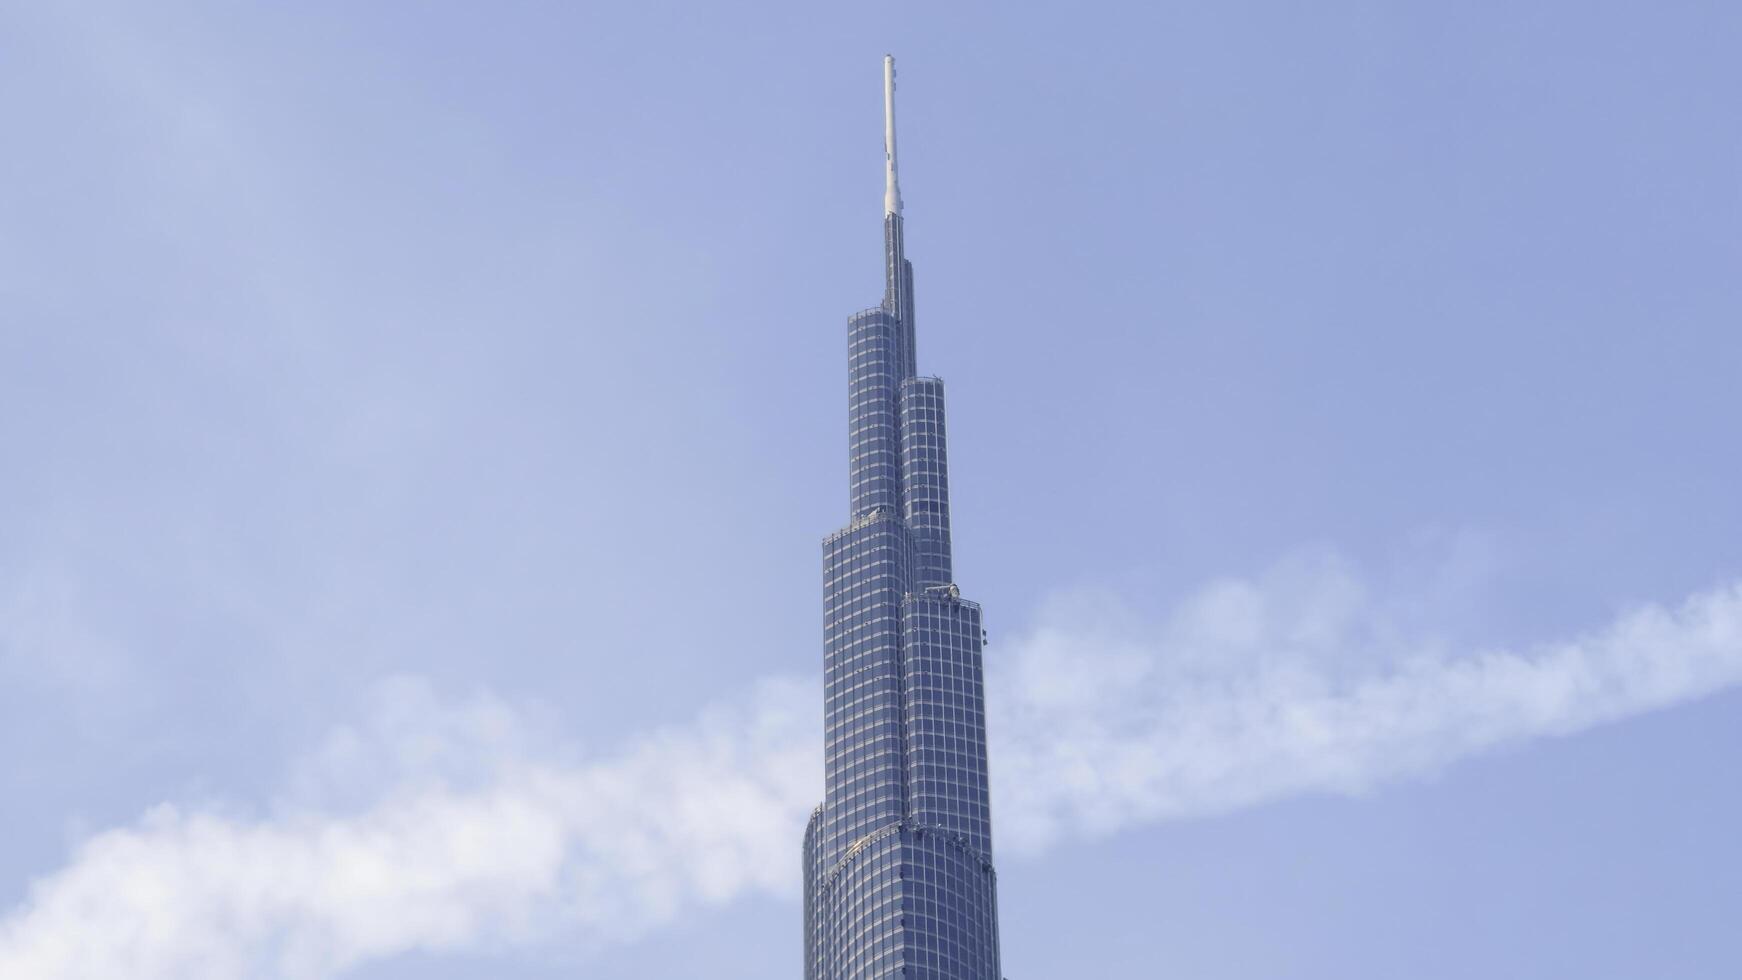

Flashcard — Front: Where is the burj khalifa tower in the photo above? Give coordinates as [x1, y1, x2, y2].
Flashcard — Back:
[802, 56, 1004, 980]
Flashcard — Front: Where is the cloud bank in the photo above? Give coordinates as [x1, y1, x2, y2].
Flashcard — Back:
[3, 558, 1740, 978]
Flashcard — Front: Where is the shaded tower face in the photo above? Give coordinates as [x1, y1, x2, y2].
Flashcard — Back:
[802, 57, 1003, 980]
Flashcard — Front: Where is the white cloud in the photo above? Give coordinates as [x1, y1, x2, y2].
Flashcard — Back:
[3, 557, 1740, 978]
[0, 679, 819, 980]
[992, 559, 1742, 851]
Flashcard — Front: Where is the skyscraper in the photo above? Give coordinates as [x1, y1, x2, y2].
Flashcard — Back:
[802, 57, 1004, 980]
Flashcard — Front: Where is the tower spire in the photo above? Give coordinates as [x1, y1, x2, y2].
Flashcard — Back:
[883, 54, 902, 216]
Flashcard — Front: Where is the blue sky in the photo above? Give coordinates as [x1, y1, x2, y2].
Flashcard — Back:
[3, 2, 1740, 977]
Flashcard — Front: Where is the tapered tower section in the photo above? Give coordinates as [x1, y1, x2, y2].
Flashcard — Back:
[802, 57, 1003, 980]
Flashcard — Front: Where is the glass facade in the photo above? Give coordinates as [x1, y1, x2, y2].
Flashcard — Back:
[802, 67, 1003, 977]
